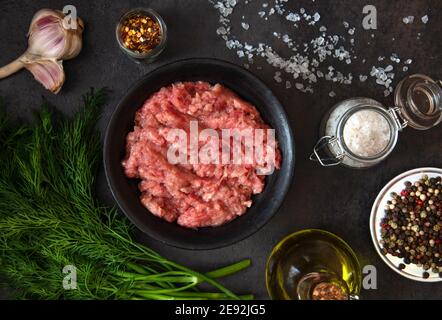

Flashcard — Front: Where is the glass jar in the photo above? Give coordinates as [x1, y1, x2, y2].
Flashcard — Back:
[311, 74, 442, 168]
[115, 8, 167, 63]
[266, 229, 362, 300]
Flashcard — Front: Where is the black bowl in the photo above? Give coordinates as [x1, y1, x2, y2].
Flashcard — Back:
[104, 58, 295, 250]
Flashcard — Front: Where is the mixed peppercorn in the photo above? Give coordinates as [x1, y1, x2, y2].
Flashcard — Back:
[380, 175, 442, 278]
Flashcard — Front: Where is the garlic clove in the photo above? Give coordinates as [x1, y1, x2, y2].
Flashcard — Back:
[24, 59, 65, 94]
[27, 9, 67, 59]
[62, 19, 84, 60]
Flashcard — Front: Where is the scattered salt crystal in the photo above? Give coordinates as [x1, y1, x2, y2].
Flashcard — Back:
[274, 71, 282, 83]
[390, 54, 401, 63]
[421, 15, 429, 24]
[385, 65, 393, 72]
[329, 91, 336, 97]
[286, 12, 300, 22]
[285, 80, 292, 89]
[216, 27, 227, 35]
[403, 66, 409, 72]
[403, 16, 414, 24]
[212, 0, 410, 95]
[226, 40, 235, 49]
[295, 83, 304, 90]
[313, 12, 320, 22]
[305, 86, 314, 93]
[405, 59, 413, 65]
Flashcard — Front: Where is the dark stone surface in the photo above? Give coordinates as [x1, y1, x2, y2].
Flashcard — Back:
[0, 0, 441, 300]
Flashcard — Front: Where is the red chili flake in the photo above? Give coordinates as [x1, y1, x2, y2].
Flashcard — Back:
[417, 200, 424, 206]
[401, 190, 409, 197]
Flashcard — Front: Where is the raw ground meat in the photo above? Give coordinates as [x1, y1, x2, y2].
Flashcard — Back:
[122, 81, 281, 228]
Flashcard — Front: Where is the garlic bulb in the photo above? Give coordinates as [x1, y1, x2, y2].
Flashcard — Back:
[0, 9, 83, 94]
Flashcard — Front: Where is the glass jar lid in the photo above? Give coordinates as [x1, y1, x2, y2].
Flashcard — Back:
[394, 74, 442, 130]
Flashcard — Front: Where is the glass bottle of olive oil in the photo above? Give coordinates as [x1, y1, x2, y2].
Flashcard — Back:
[266, 229, 362, 300]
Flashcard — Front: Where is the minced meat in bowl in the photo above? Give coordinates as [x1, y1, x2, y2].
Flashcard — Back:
[104, 58, 294, 249]
[122, 81, 282, 228]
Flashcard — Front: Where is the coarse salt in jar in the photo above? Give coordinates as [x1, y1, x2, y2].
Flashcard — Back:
[311, 74, 442, 168]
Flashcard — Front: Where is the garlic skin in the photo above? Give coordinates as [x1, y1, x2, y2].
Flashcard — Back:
[21, 57, 65, 94]
[0, 9, 84, 94]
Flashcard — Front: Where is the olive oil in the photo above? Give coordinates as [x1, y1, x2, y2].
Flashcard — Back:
[266, 229, 362, 300]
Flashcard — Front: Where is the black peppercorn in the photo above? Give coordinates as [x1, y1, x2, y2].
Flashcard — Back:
[380, 175, 442, 278]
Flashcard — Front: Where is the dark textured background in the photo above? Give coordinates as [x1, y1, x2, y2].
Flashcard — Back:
[0, 0, 441, 300]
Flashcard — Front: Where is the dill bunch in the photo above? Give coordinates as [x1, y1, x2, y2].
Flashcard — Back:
[0, 89, 251, 300]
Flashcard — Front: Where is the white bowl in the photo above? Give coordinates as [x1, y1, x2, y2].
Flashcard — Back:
[370, 167, 442, 282]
